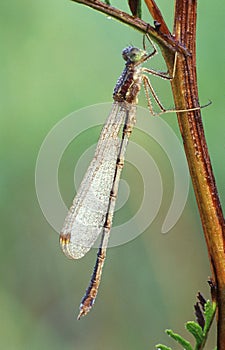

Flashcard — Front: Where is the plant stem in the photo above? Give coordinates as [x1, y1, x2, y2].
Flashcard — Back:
[170, 1, 225, 348]
[70, 0, 189, 55]
[144, 0, 170, 34]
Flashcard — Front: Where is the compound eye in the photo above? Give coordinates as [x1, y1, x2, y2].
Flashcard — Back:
[129, 50, 139, 61]
[122, 47, 145, 63]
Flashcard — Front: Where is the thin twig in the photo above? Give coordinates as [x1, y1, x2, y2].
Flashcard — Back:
[70, 0, 189, 55]
[144, 0, 170, 35]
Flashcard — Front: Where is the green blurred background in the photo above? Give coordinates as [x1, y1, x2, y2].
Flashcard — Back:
[1, 0, 224, 349]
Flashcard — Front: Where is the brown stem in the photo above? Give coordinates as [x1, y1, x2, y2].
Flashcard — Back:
[144, 0, 170, 35]
[70, 0, 189, 55]
[168, 1, 225, 348]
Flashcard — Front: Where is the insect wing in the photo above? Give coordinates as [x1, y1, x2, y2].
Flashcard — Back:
[60, 103, 126, 259]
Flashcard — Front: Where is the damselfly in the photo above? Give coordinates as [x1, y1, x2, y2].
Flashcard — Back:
[60, 35, 202, 319]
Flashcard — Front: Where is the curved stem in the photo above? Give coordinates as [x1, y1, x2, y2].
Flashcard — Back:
[70, 0, 189, 55]
[167, 1, 225, 348]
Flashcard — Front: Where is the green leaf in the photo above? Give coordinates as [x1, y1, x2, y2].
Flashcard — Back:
[166, 329, 193, 350]
[186, 321, 204, 345]
[203, 300, 216, 334]
[154, 296, 216, 350]
[104, 0, 111, 5]
[155, 344, 172, 350]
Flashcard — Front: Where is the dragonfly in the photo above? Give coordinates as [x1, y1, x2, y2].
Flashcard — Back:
[59, 34, 203, 319]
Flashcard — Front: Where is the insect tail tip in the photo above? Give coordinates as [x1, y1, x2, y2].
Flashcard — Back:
[77, 305, 87, 320]
[77, 311, 83, 320]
